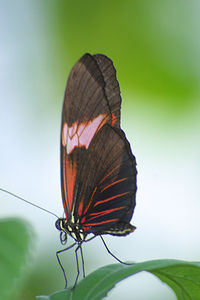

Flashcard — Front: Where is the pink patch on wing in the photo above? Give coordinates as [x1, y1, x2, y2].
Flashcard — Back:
[62, 123, 68, 147]
[62, 114, 107, 154]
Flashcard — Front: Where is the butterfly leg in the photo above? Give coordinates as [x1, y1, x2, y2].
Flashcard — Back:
[72, 243, 80, 289]
[80, 244, 85, 278]
[72, 241, 86, 289]
[56, 242, 76, 288]
[100, 235, 135, 265]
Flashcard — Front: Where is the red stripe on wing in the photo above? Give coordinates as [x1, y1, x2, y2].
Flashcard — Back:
[65, 158, 77, 215]
[83, 186, 97, 215]
[99, 165, 119, 185]
[62, 155, 69, 217]
[82, 218, 119, 228]
[78, 200, 83, 217]
[100, 177, 127, 193]
[93, 191, 130, 207]
[111, 113, 117, 126]
[86, 206, 126, 221]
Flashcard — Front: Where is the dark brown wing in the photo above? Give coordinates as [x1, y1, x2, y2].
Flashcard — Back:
[61, 54, 122, 220]
[62, 53, 121, 127]
[93, 54, 121, 127]
[73, 124, 137, 236]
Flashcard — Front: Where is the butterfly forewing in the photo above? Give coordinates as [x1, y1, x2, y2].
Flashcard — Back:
[61, 54, 122, 220]
[93, 54, 121, 127]
[61, 54, 121, 127]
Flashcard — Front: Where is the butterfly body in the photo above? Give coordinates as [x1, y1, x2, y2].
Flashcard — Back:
[56, 218, 86, 242]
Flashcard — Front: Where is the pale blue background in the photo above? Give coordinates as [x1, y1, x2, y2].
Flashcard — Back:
[0, 1, 200, 299]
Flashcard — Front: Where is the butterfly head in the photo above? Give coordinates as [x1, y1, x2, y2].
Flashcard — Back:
[55, 218, 87, 243]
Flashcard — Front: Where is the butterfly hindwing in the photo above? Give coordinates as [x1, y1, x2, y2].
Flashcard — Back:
[72, 124, 137, 236]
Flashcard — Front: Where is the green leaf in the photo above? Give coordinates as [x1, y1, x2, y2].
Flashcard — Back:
[0, 218, 33, 300]
[37, 259, 200, 300]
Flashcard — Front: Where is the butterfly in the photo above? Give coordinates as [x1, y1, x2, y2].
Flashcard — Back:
[55, 53, 137, 287]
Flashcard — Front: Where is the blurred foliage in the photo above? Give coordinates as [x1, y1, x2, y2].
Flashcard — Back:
[42, 0, 200, 116]
[13, 247, 79, 300]
[0, 219, 33, 300]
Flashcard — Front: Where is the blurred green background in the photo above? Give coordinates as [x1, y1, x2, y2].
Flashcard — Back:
[1, 1, 199, 299]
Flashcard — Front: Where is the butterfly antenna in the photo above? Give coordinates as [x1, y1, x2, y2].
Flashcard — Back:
[0, 188, 59, 219]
